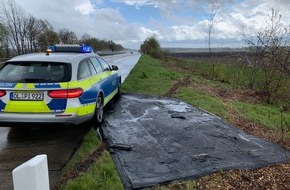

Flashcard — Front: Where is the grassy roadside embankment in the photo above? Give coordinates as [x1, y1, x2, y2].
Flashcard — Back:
[56, 128, 123, 190]
[58, 54, 289, 190]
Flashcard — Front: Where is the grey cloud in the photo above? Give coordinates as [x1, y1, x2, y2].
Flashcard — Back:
[13, 0, 290, 49]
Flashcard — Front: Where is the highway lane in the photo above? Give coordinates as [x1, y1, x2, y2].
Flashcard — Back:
[0, 52, 140, 190]
[103, 51, 141, 83]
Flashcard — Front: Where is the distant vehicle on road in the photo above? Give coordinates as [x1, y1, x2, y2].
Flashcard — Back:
[0, 44, 121, 126]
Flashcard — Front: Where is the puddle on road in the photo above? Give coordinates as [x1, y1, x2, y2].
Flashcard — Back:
[102, 93, 290, 190]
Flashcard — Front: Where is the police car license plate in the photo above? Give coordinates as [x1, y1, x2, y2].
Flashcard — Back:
[10, 92, 44, 101]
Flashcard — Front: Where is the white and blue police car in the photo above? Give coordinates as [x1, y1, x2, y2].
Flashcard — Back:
[0, 44, 121, 126]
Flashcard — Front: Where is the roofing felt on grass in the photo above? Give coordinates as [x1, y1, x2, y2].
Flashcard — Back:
[102, 93, 290, 190]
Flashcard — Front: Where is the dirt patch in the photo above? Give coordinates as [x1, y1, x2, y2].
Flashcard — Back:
[164, 76, 191, 97]
[190, 83, 264, 104]
[159, 164, 290, 190]
[195, 164, 290, 190]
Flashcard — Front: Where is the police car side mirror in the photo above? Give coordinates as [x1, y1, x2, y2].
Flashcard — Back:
[111, 65, 118, 71]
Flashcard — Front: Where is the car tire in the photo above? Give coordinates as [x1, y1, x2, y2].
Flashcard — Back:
[93, 94, 104, 125]
[114, 81, 122, 101]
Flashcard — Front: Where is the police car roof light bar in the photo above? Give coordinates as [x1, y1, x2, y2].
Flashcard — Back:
[47, 44, 93, 53]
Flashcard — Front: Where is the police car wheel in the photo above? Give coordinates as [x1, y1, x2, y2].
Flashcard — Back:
[114, 82, 121, 100]
[117, 82, 121, 96]
[116, 83, 122, 98]
[94, 95, 104, 124]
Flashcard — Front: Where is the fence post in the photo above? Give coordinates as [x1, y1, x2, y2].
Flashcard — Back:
[12, 154, 50, 190]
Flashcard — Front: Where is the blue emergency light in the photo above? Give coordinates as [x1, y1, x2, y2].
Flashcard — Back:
[47, 44, 94, 53]
[80, 45, 93, 53]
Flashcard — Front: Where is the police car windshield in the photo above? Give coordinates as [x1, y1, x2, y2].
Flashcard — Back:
[0, 62, 71, 83]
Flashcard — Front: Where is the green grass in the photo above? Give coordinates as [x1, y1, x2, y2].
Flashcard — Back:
[190, 74, 232, 90]
[122, 54, 182, 95]
[61, 128, 102, 173]
[232, 101, 290, 131]
[61, 151, 123, 190]
[59, 128, 123, 190]
[167, 58, 290, 104]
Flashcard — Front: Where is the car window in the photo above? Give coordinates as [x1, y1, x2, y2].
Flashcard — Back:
[88, 59, 97, 75]
[0, 62, 70, 83]
[49, 64, 68, 82]
[97, 57, 111, 71]
[78, 59, 92, 80]
[89, 57, 103, 73]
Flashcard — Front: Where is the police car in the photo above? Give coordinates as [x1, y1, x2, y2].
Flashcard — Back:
[0, 44, 121, 126]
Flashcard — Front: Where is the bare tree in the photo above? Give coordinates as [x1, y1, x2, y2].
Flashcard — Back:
[0, 0, 55, 54]
[0, 22, 9, 57]
[0, 0, 27, 55]
[80, 33, 92, 42]
[207, 0, 220, 79]
[38, 29, 60, 51]
[0, 0, 122, 54]
[59, 28, 78, 44]
[244, 9, 290, 103]
[26, 16, 48, 52]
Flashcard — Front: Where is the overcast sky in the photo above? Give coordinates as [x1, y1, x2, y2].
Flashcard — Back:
[13, 0, 290, 49]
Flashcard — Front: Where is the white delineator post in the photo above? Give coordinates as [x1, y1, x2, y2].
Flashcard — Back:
[12, 154, 50, 190]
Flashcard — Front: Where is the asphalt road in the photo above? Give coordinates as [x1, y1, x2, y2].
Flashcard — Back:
[0, 125, 91, 190]
[0, 52, 140, 190]
[103, 51, 141, 83]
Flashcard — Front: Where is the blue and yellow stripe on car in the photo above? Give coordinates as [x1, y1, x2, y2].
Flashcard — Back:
[0, 82, 67, 113]
[64, 71, 119, 116]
